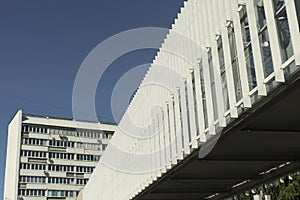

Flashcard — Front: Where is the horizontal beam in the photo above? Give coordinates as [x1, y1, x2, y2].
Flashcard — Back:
[240, 130, 300, 134]
[152, 190, 230, 194]
[170, 177, 262, 181]
[198, 158, 296, 162]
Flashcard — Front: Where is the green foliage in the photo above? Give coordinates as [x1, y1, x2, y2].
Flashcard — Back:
[233, 174, 300, 200]
[277, 175, 300, 200]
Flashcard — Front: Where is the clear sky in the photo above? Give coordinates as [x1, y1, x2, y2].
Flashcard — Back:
[0, 0, 185, 198]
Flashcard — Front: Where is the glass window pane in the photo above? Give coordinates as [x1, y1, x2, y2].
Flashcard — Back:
[217, 37, 230, 111]
[260, 29, 274, 76]
[199, 61, 208, 128]
[244, 45, 257, 89]
[208, 50, 218, 120]
[191, 72, 200, 135]
[254, 0, 267, 30]
[275, 8, 294, 62]
[254, 0, 275, 77]
[273, 0, 285, 12]
[240, 5, 257, 90]
[240, 5, 251, 45]
[228, 23, 242, 101]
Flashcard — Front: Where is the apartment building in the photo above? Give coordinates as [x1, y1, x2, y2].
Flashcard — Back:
[3, 110, 116, 200]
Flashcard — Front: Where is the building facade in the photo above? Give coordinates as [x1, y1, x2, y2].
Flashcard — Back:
[3, 110, 116, 200]
[82, 0, 300, 199]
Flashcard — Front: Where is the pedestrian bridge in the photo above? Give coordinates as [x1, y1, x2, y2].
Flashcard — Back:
[81, 0, 300, 199]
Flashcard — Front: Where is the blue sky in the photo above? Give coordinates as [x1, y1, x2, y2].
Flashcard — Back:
[0, 0, 184, 198]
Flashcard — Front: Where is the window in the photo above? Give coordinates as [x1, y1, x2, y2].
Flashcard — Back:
[49, 140, 74, 148]
[76, 179, 88, 185]
[208, 49, 219, 120]
[103, 131, 114, 139]
[102, 144, 108, 150]
[166, 103, 172, 157]
[273, 0, 294, 62]
[48, 190, 65, 197]
[19, 189, 45, 196]
[217, 36, 230, 111]
[20, 176, 45, 183]
[49, 128, 78, 137]
[76, 166, 94, 173]
[67, 191, 75, 197]
[21, 138, 46, 146]
[240, 5, 257, 90]
[77, 142, 102, 150]
[22, 125, 47, 134]
[77, 130, 104, 138]
[199, 60, 208, 128]
[254, 0, 274, 77]
[21, 150, 46, 158]
[94, 132, 100, 138]
[191, 72, 200, 135]
[48, 177, 73, 184]
[49, 165, 74, 172]
[184, 80, 191, 142]
[22, 125, 28, 132]
[94, 155, 100, 161]
[20, 163, 46, 170]
[171, 96, 178, 153]
[76, 154, 100, 161]
[177, 88, 185, 148]
[48, 190, 75, 197]
[228, 22, 243, 101]
[49, 153, 74, 160]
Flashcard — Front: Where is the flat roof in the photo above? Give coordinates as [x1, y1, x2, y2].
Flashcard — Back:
[23, 113, 117, 126]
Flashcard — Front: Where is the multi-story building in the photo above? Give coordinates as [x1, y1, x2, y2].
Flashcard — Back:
[3, 110, 116, 200]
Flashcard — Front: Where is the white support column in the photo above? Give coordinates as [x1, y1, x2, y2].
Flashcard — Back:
[166, 52, 177, 165]
[246, 0, 268, 96]
[156, 57, 167, 173]
[170, 44, 184, 160]
[185, 3, 198, 148]
[231, 1, 252, 108]
[192, 0, 207, 142]
[224, 0, 233, 20]
[223, 26, 239, 118]
[164, 55, 174, 167]
[212, 38, 226, 127]
[147, 73, 155, 174]
[200, 1, 216, 135]
[206, 0, 215, 44]
[171, 25, 187, 156]
[208, 0, 227, 127]
[264, 0, 285, 82]
[218, 0, 239, 118]
[176, 16, 191, 155]
[211, 0, 221, 35]
[152, 75, 162, 178]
